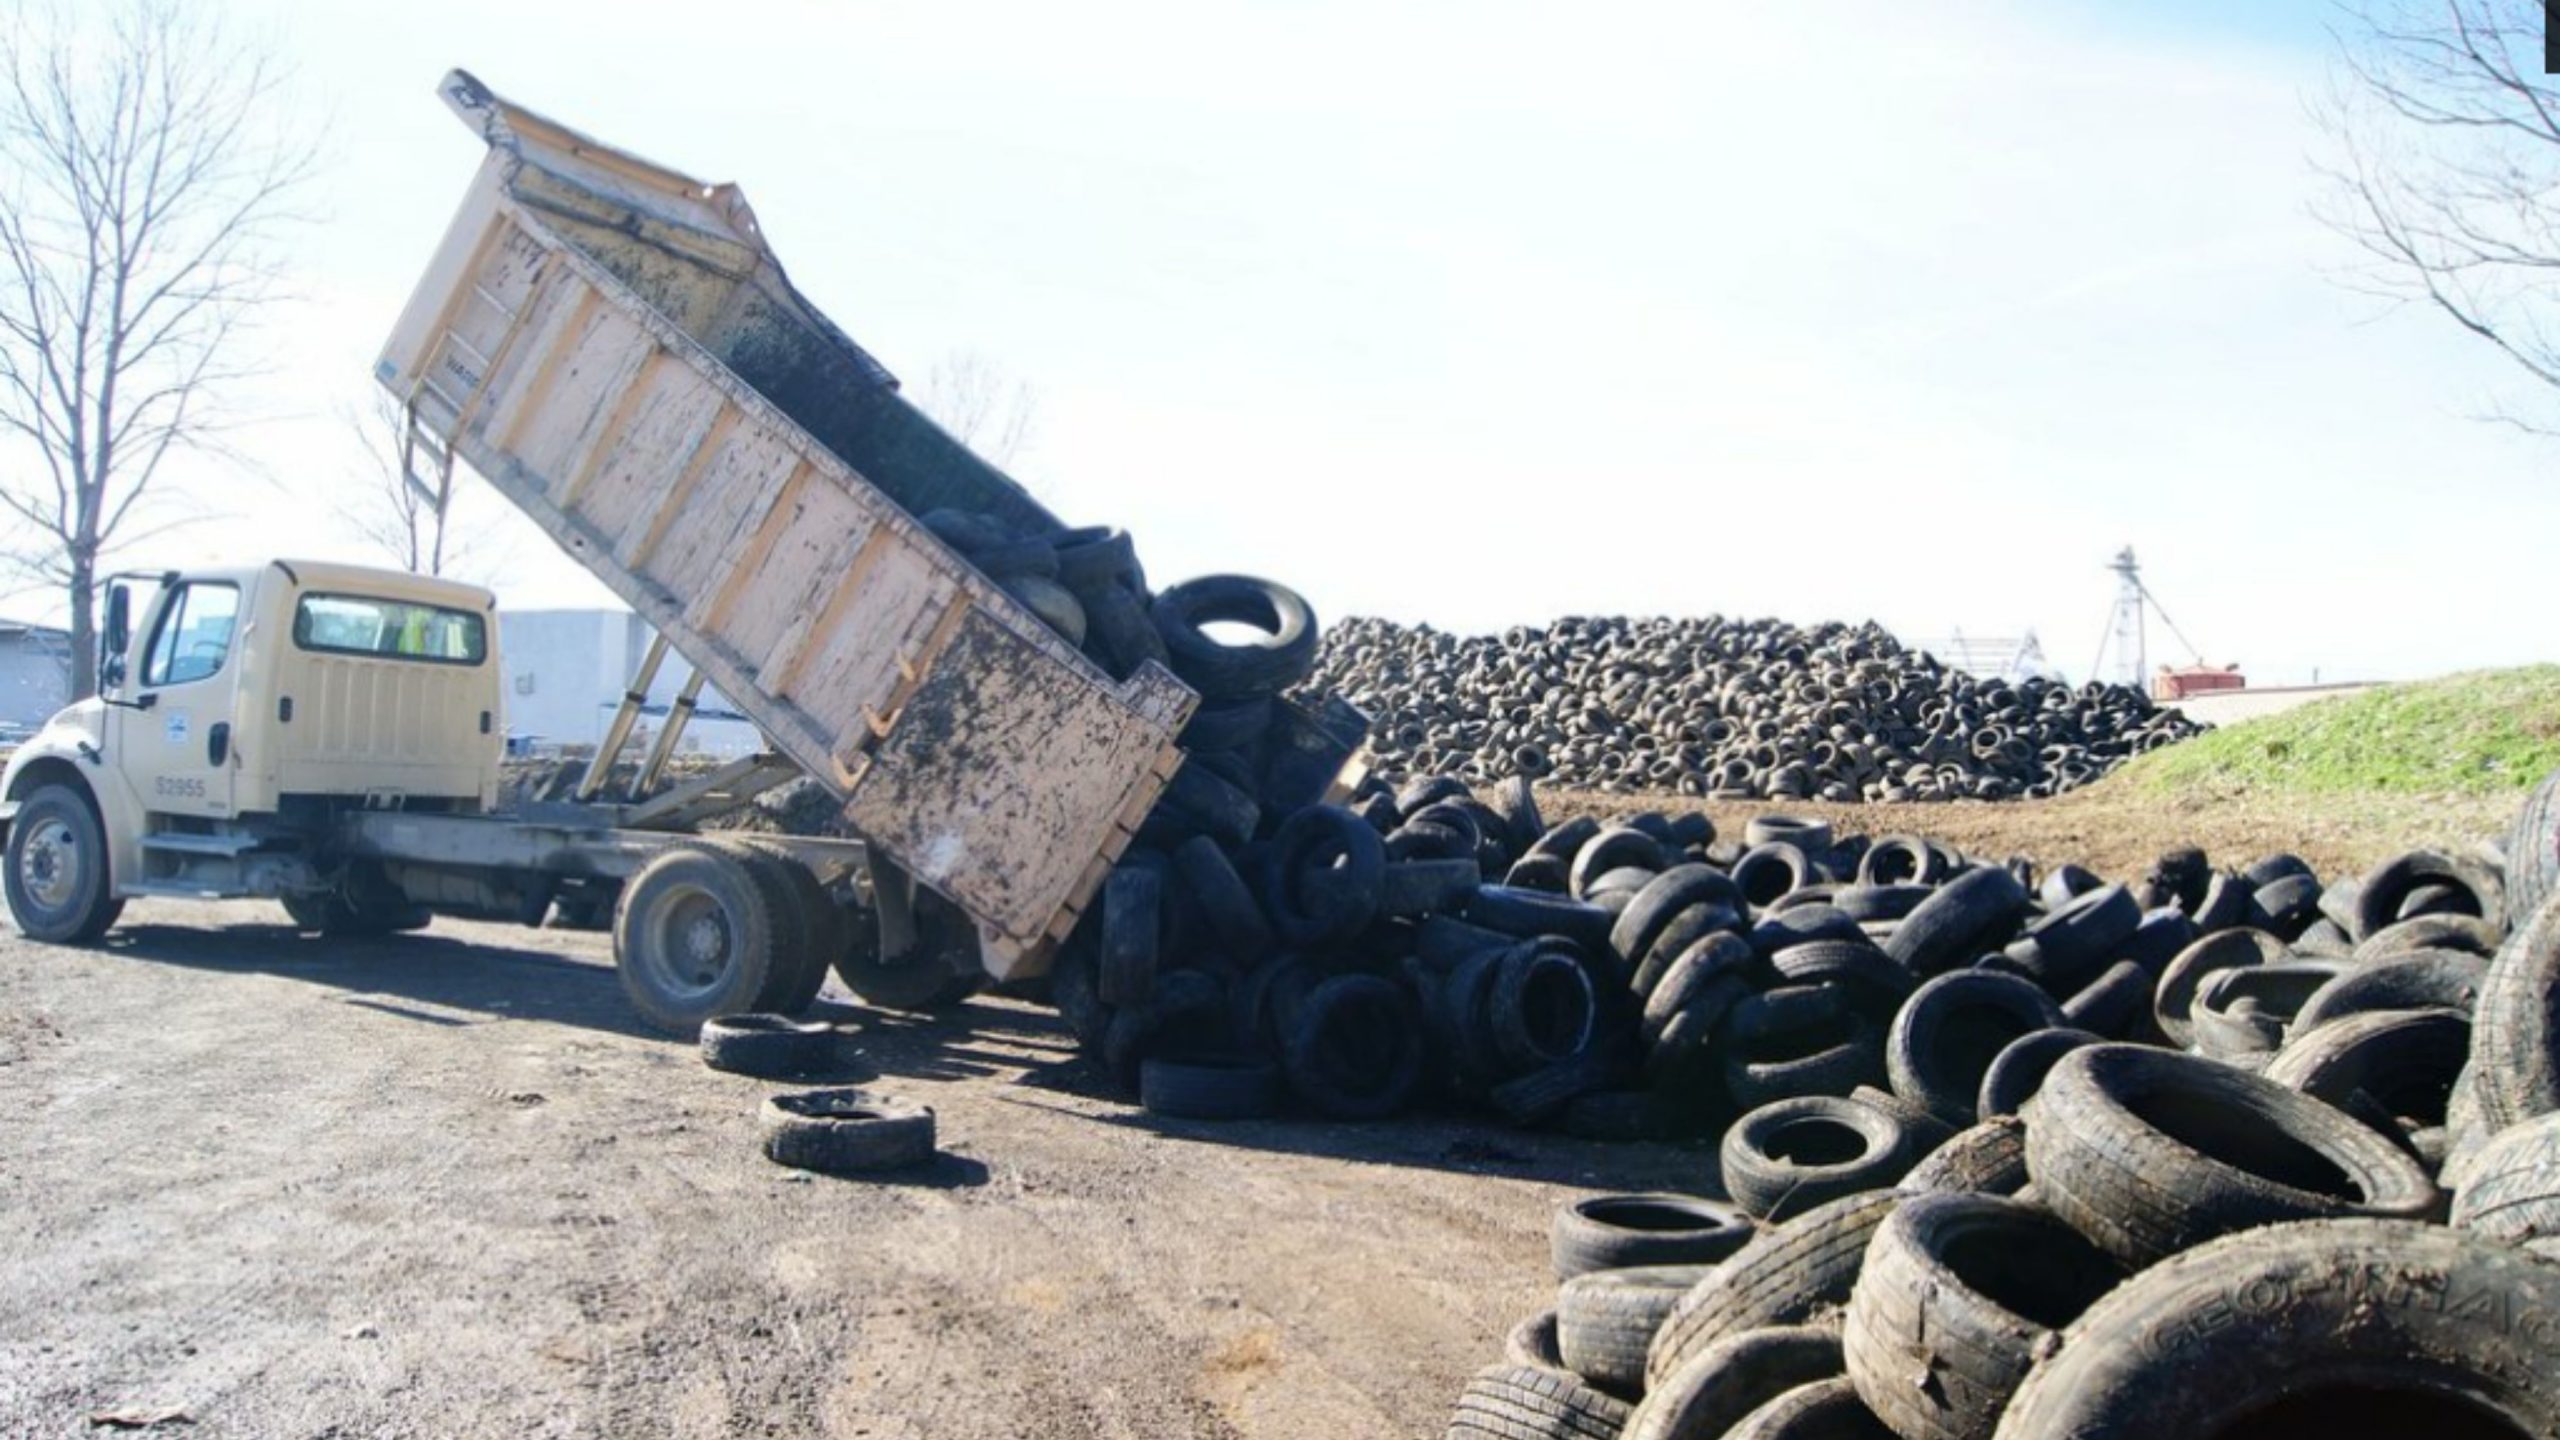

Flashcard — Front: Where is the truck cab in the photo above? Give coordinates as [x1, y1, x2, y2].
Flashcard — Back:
[2, 559, 503, 940]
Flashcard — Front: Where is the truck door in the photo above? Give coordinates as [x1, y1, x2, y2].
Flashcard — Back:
[117, 579, 243, 819]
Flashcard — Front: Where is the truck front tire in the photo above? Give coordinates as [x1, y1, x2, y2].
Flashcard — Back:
[3, 784, 123, 944]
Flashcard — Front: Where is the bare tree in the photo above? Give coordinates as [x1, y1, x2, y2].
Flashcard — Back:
[2321, 1, 2560, 420]
[0, 1, 312, 695]
[915, 350, 1038, 467]
[338, 391, 509, 579]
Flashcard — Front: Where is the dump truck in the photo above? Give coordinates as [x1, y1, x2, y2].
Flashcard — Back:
[0, 72, 1218, 1032]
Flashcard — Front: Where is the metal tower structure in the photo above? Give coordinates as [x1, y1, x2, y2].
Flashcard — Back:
[2089, 547, 2203, 687]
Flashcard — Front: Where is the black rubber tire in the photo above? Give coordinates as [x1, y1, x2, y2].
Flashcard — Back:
[2355, 911, 2504, 960]
[2017, 883, 2140, 994]
[1381, 858, 1488, 918]
[1157, 757, 1261, 850]
[1624, 1325, 1845, 1440]
[2252, 872, 2324, 937]
[1139, 1054, 1283, 1120]
[2264, 1006, 2471, 1132]
[728, 842, 842, 1015]
[1974, 1027, 2101, 1120]
[1495, 774, 1548, 856]
[1507, 1309, 1570, 1374]
[1101, 969, 1226, 1093]
[1099, 863, 1163, 1006]
[759, 1088, 937, 1175]
[1570, 827, 1670, 900]
[1463, 884, 1617, 951]
[1831, 884, 1932, 925]
[2186, 960, 2345, 1060]
[1489, 942, 1598, 1071]
[2354, 849, 2505, 941]
[2150, 928, 2288, 1048]
[1557, 1264, 1712, 1397]
[1722, 1014, 1889, 1112]
[1, 783, 124, 944]
[1490, 1042, 1628, 1128]
[614, 847, 784, 1036]
[1884, 869, 2029, 979]
[2507, 766, 2560, 931]
[1885, 970, 2066, 1127]
[1080, 577, 1168, 675]
[1266, 806, 1386, 947]
[1896, 1115, 2029, 1197]
[1766, 940, 1915, 1019]
[1725, 985, 1851, 1047]
[1843, 1192, 2125, 1440]
[1050, 930, 1110, 1052]
[2463, 894, 2560, 1136]
[1550, 1193, 1755, 1281]
[1645, 1190, 1898, 1392]
[1749, 906, 1867, 961]
[1991, 1219, 2560, 1440]
[1643, 932, 1761, 1045]
[2057, 960, 2155, 1042]
[1051, 524, 1142, 590]
[1731, 843, 1818, 912]
[700, 1013, 835, 1078]
[1445, 1364, 1632, 1440]
[1280, 974, 1423, 1121]
[1178, 695, 1273, 753]
[2449, 1110, 2560, 1249]
[1723, 1376, 1894, 1439]
[2185, 871, 2252, 933]
[1720, 1094, 1930, 1221]
[2020, 1044, 2442, 1268]
[1527, 815, 1605, 866]
[1611, 864, 1744, 967]
[1149, 574, 1317, 700]
[1745, 815, 1834, 853]
[829, 890, 981, 1013]
[1632, 902, 1746, 999]
[1172, 835, 1275, 966]
[1859, 837, 1948, 889]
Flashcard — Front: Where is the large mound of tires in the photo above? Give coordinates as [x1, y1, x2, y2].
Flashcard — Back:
[1305, 615, 2203, 799]
[1431, 813, 2560, 1438]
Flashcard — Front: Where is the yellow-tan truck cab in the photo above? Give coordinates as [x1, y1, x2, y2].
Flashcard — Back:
[1, 559, 502, 938]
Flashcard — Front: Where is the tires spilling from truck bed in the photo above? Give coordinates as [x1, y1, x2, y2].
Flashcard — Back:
[1426, 792, 2560, 1439]
[1304, 614, 2204, 800]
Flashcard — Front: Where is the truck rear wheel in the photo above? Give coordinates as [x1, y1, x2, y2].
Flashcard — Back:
[613, 847, 784, 1035]
[4, 784, 122, 943]
[832, 891, 981, 1012]
[281, 883, 430, 938]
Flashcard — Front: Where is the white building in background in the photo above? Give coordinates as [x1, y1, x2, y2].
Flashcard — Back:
[496, 609, 762, 760]
[0, 619, 72, 735]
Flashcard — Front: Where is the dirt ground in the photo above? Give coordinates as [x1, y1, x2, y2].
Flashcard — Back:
[0, 901, 1702, 1440]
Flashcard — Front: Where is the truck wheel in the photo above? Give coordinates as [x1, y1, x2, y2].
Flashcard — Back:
[733, 841, 842, 1015]
[830, 890, 981, 1012]
[3, 784, 122, 943]
[612, 847, 783, 1035]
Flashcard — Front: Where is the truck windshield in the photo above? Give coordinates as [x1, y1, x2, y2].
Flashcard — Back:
[293, 593, 487, 664]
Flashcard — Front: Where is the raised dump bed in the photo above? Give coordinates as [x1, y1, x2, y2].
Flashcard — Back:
[377, 71, 1193, 969]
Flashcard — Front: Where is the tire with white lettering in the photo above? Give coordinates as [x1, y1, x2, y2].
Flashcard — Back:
[1990, 1220, 2560, 1440]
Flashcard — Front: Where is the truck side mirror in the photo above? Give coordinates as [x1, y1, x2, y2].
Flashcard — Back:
[99, 583, 129, 691]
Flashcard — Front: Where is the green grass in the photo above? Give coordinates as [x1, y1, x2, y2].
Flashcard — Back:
[2124, 666, 2560, 798]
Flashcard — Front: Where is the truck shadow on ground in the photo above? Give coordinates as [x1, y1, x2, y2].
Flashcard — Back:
[93, 919, 1707, 1185]
[99, 921, 678, 1040]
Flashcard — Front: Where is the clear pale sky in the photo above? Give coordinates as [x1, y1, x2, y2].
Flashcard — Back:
[17, 0, 2556, 686]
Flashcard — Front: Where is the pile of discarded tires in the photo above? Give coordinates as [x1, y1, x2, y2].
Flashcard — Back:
[1306, 615, 2203, 799]
[1438, 818, 2560, 1437]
